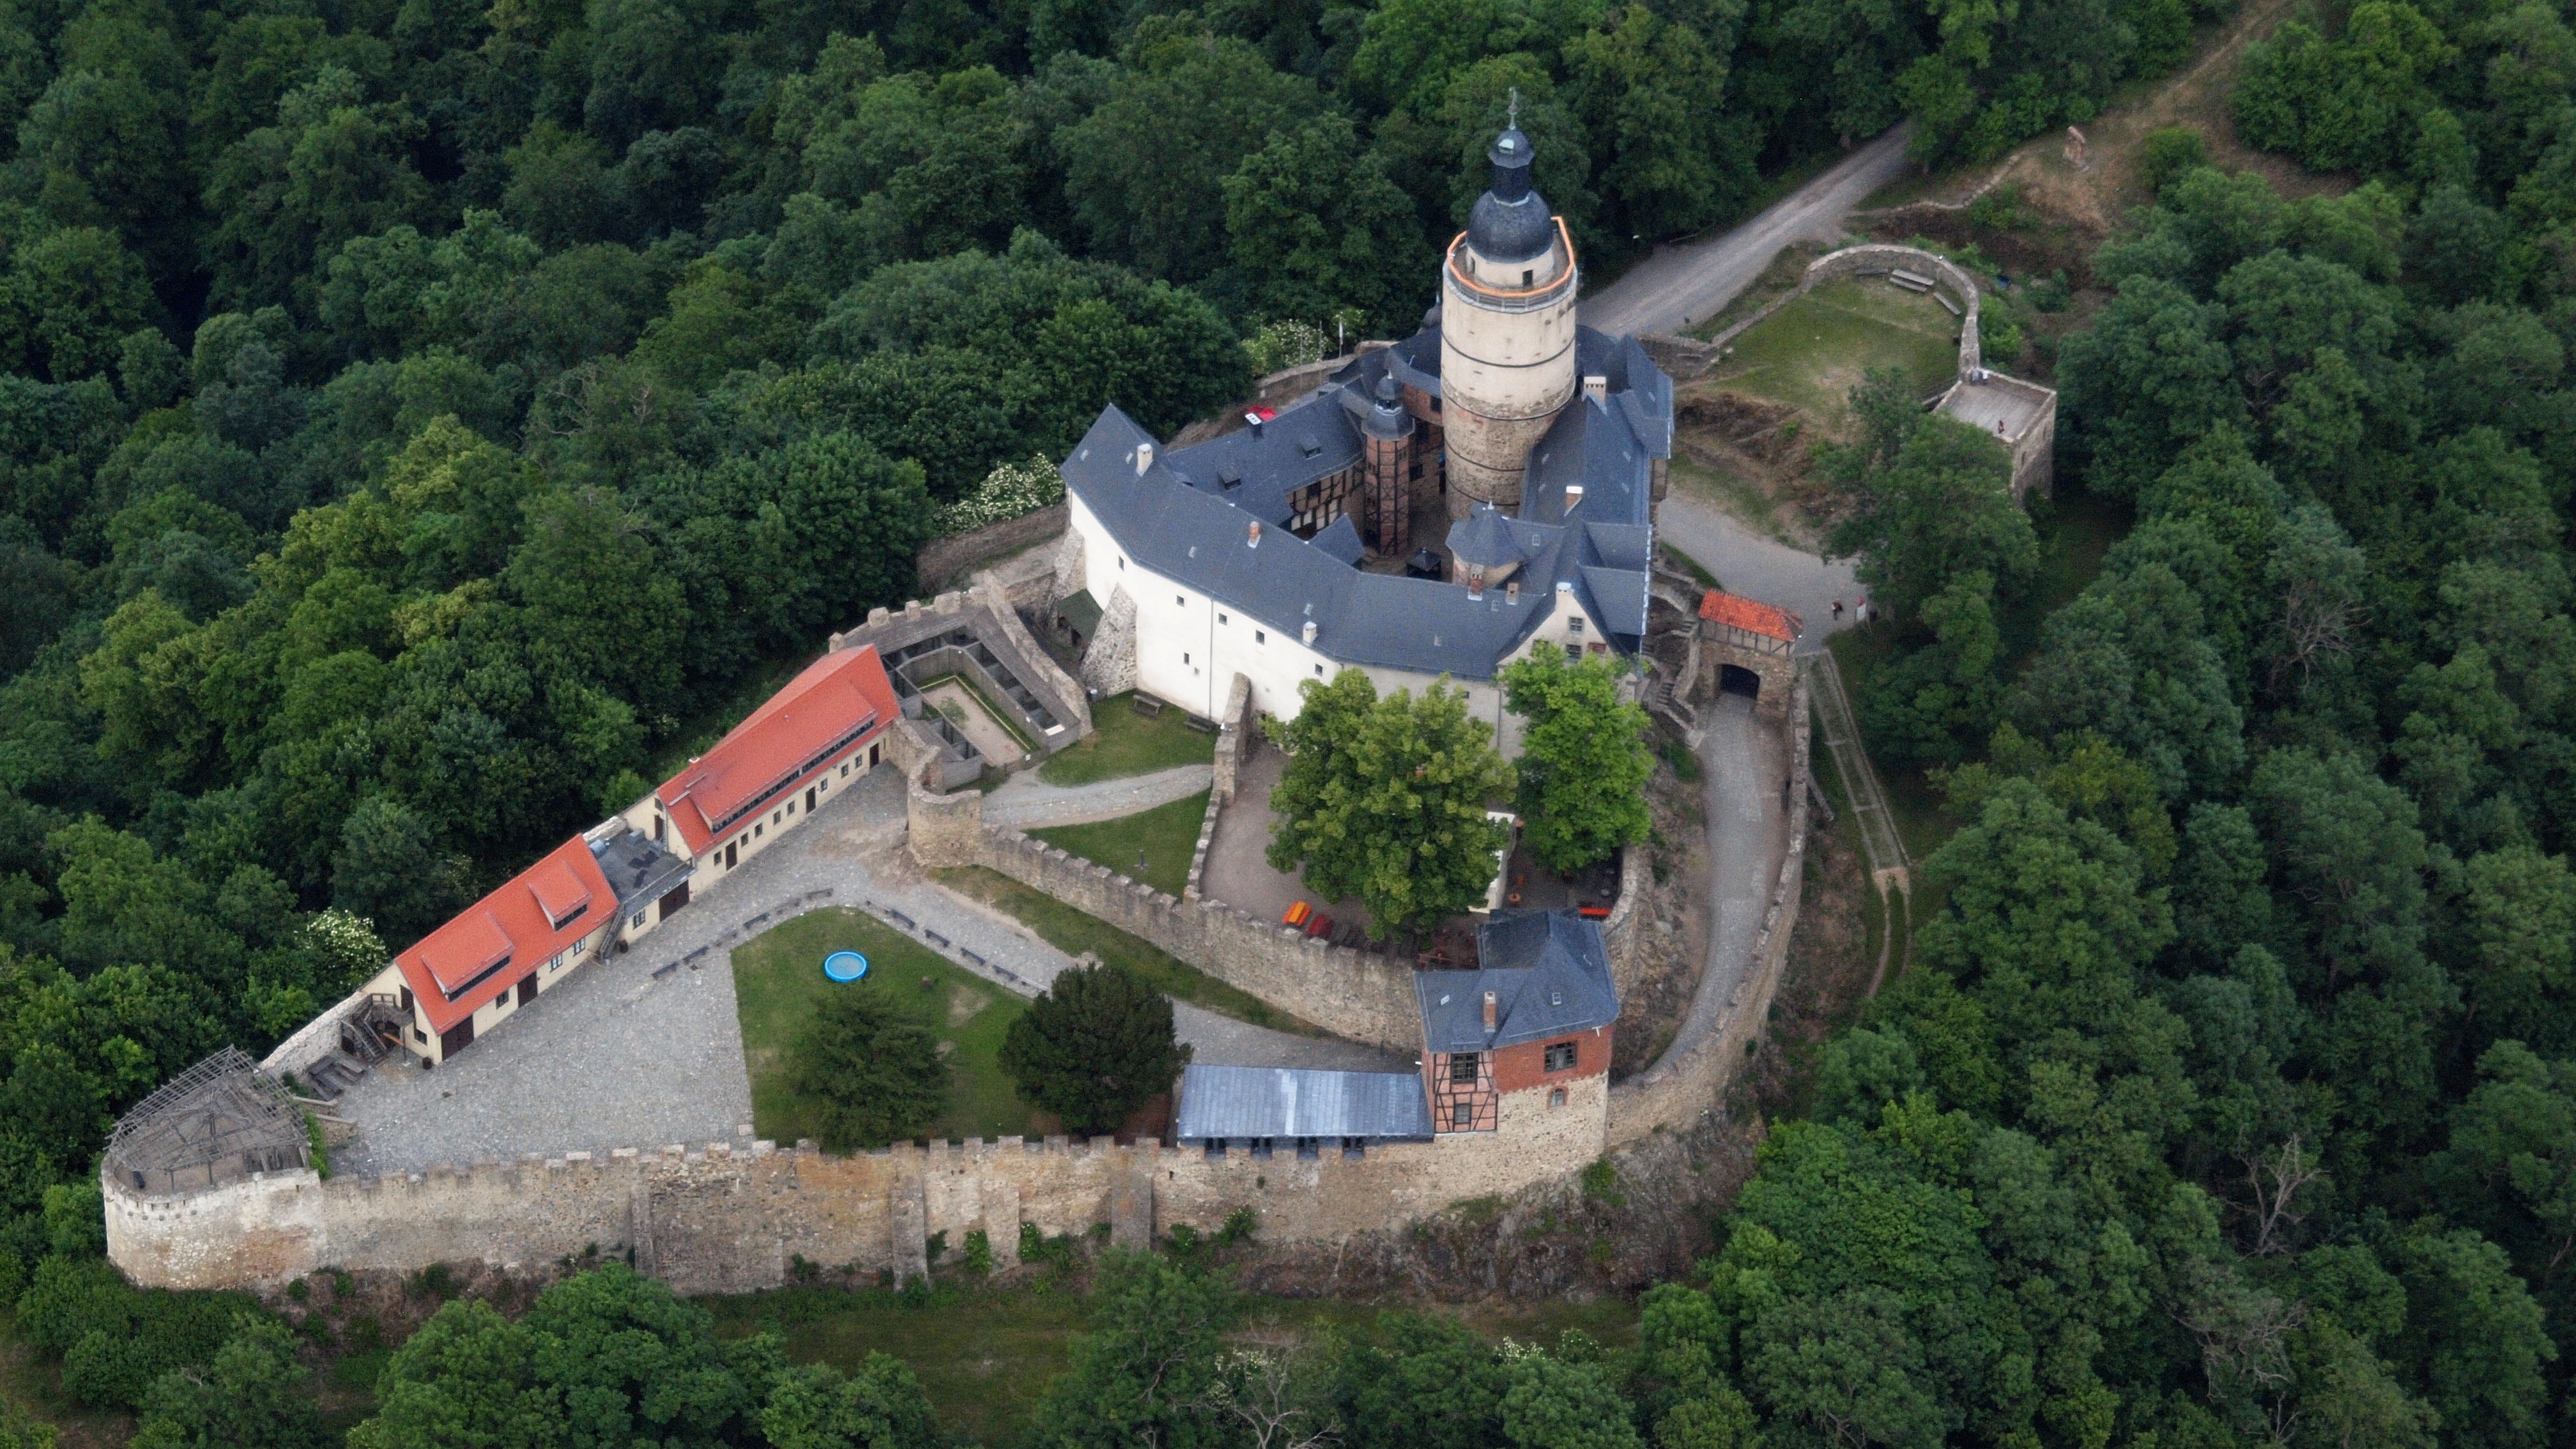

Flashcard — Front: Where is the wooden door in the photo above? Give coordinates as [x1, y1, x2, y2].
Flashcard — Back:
[440, 1016, 473, 1060]
[517, 975, 536, 1008]
[805, 786, 816, 812]
[659, 880, 689, 919]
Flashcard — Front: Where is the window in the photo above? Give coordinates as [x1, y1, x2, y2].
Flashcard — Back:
[1448, 1052, 1480, 1084]
[1117, 556, 1125, 570]
[1450, 1101, 1473, 1129]
[1522, 268, 1534, 286]
[754, 824, 762, 838]
[1549, 1088, 1567, 1108]
[631, 912, 645, 929]
[818, 778, 827, 792]
[772, 809, 782, 825]
[1183, 652, 1191, 665]
[786, 801, 794, 816]
[1255, 630, 1266, 644]
[1218, 612, 1228, 625]
[839, 763, 848, 776]
[1545, 1041, 1577, 1073]
[1568, 617, 1585, 634]
[1176, 595, 1185, 608]
[1314, 664, 1324, 676]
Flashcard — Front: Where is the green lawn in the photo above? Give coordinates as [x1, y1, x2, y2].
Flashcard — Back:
[731, 909, 1045, 1145]
[1713, 279, 1960, 430]
[702, 1281, 1640, 1446]
[934, 866, 1321, 1035]
[1031, 791, 1209, 898]
[1038, 692, 1216, 785]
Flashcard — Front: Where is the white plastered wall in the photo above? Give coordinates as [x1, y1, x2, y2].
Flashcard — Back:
[1071, 491, 1624, 760]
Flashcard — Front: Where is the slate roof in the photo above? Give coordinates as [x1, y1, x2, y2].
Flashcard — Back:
[587, 824, 694, 914]
[396, 836, 620, 1036]
[1172, 1065, 1434, 1142]
[1416, 909, 1620, 1054]
[657, 646, 897, 855]
[1062, 321, 1671, 681]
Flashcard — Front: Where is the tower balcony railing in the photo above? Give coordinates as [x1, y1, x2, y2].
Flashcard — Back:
[1444, 221, 1578, 313]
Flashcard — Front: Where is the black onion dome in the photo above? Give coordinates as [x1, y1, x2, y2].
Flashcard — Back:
[1467, 126, 1553, 264]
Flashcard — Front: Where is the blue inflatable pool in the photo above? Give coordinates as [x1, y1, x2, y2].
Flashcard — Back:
[823, 951, 869, 982]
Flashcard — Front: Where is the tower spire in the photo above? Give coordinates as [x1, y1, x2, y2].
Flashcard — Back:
[1507, 87, 1519, 131]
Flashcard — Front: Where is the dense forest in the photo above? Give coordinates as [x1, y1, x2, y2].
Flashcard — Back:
[24, 0, 2576, 1438]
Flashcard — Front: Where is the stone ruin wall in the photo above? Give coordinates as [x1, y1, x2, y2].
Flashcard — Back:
[108, 1073, 1612, 1295]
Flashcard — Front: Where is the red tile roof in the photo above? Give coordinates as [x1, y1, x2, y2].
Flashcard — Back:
[395, 836, 618, 1036]
[1699, 590, 1800, 642]
[656, 646, 898, 857]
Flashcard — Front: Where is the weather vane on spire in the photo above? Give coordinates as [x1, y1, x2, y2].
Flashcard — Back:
[1507, 87, 1521, 130]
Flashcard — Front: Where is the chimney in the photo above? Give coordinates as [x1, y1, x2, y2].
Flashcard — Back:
[1506, 579, 1520, 605]
[1244, 411, 1265, 436]
[1565, 483, 1584, 511]
[1248, 520, 1261, 549]
[1482, 991, 1498, 1031]
[1467, 565, 1484, 600]
[1135, 441, 1154, 475]
[1584, 374, 1607, 406]
[1302, 619, 1317, 647]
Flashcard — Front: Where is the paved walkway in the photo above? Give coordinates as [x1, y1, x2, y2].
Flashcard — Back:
[1659, 492, 1863, 654]
[1676, 694, 1792, 1059]
[334, 765, 1389, 1174]
[1581, 127, 1914, 337]
[985, 763, 1213, 829]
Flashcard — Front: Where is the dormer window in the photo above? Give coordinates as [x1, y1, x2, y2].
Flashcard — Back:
[1300, 441, 1322, 459]
[1220, 471, 1242, 490]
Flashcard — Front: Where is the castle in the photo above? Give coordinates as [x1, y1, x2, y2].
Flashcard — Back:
[1060, 124, 1672, 751]
[98, 127, 1805, 1296]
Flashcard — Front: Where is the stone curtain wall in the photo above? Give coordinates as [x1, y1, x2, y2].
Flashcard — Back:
[1605, 675, 1812, 1146]
[107, 1105, 1609, 1294]
[916, 502, 1071, 594]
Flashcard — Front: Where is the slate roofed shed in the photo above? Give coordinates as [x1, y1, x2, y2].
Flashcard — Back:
[1173, 1065, 1434, 1143]
[395, 835, 620, 1036]
[657, 645, 898, 856]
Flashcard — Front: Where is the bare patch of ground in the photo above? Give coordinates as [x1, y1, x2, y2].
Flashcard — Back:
[1611, 744, 1712, 1079]
[1730, 788, 1879, 1121]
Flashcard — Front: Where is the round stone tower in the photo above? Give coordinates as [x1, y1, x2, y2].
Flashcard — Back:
[1438, 124, 1579, 518]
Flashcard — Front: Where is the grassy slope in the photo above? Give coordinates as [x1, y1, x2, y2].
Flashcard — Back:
[732, 909, 1045, 1144]
[1711, 280, 1961, 429]
[1030, 791, 1209, 898]
[933, 866, 1321, 1035]
[1038, 693, 1215, 785]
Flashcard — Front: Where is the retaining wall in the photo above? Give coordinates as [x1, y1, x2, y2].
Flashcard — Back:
[1605, 677, 1811, 1145]
[916, 503, 1070, 593]
[975, 824, 1425, 1052]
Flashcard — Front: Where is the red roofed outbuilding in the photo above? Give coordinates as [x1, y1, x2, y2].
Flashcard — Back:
[632, 645, 900, 878]
[392, 835, 621, 1062]
[1698, 589, 1800, 721]
[1698, 590, 1800, 642]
